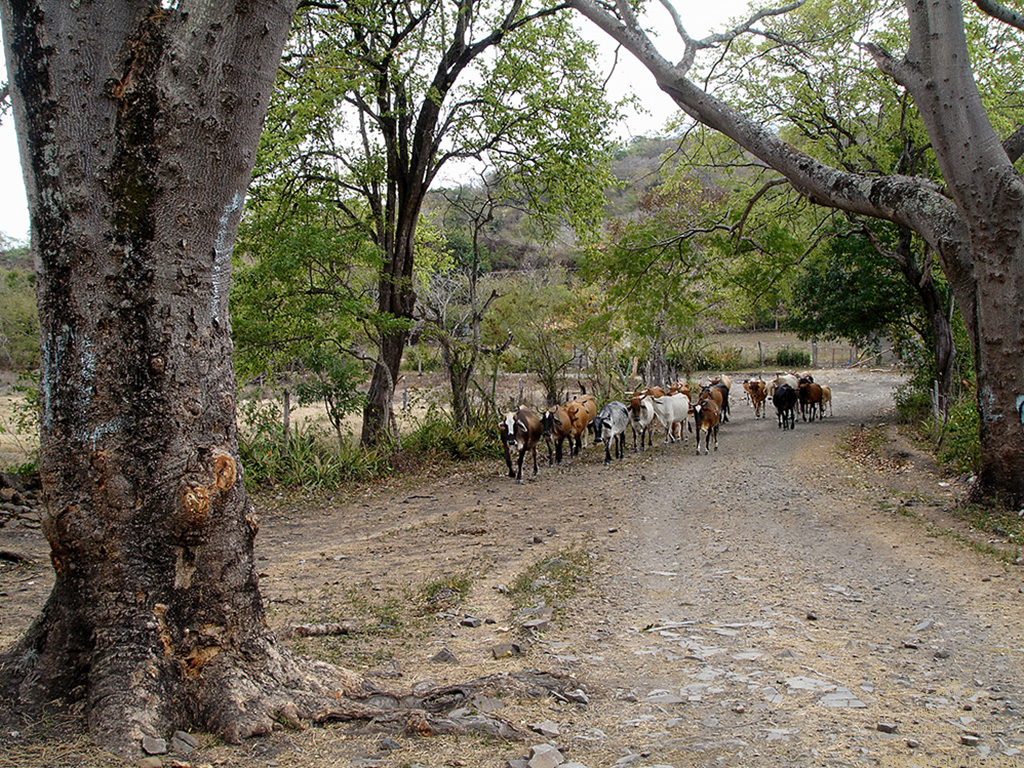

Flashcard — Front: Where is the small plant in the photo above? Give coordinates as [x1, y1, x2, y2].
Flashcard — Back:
[418, 572, 474, 612]
[506, 546, 596, 618]
[238, 402, 391, 490]
[401, 407, 503, 462]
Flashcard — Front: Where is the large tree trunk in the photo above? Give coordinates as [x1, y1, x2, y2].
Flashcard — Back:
[0, 1, 363, 756]
[881, 0, 1024, 504]
[570, 0, 1024, 506]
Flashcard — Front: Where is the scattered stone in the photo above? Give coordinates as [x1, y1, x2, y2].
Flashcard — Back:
[430, 647, 459, 664]
[906, 738, 922, 749]
[902, 640, 919, 649]
[877, 722, 898, 734]
[805, 611, 818, 621]
[561, 688, 590, 705]
[141, 736, 168, 756]
[507, 760, 530, 768]
[379, 737, 402, 751]
[913, 619, 934, 632]
[522, 618, 550, 632]
[786, 676, 835, 692]
[527, 743, 565, 768]
[644, 691, 685, 705]
[135, 758, 162, 768]
[819, 688, 867, 708]
[961, 732, 982, 747]
[492, 643, 524, 659]
[530, 720, 561, 738]
[934, 649, 951, 659]
[170, 730, 198, 753]
[460, 616, 483, 628]
[732, 704, 746, 714]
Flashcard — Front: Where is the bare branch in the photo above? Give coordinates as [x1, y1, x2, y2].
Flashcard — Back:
[1004, 124, 1024, 164]
[972, 0, 1024, 31]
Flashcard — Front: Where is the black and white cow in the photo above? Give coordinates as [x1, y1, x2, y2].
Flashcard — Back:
[592, 401, 630, 466]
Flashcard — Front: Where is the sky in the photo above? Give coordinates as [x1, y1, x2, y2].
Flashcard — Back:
[0, 0, 752, 245]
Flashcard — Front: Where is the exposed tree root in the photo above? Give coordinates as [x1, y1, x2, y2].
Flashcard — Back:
[3, 626, 579, 758]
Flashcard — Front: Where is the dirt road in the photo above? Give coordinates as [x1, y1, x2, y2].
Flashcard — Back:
[2, 368, 1023, 768]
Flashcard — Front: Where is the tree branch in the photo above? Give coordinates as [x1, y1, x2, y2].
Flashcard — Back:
[972, 0, 1024, 31]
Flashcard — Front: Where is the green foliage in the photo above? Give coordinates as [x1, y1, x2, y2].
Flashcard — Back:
[775, 346, 811, 368]
[485, 269, 591, 406]
[295, 349, 366, 447]
[934, 397, 981, 476]
[895, 364, 980, 476]
[232, 187, 381, 390]
[0, 266, 39, 371]
[790, 233, 919, 348]
[237, 398, 389, 489]
[401, 407, 503, 462]
[401, 344, 442, 373]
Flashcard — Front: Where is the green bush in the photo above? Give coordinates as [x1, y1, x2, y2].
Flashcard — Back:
[775, 346, 811, 368]
[402, 408, 503, 461]
[894, 380, 932, 424]
[0, 268, 40, 371]
[237, 399, 390, 489]
[935, 397, 980, 475]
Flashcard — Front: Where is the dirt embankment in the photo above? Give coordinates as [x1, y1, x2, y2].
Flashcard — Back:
[2, 368, 1023, 768]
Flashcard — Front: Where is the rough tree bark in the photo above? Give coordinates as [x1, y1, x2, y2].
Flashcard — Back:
[569, 0, 1024, 506]
[0, 1, 567, 757]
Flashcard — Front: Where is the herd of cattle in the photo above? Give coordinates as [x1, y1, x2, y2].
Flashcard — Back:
[498, 373, 833, 482]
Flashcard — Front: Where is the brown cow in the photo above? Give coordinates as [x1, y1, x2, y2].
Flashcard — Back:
[797, 377, 823, 422]
[743, 378, 768, 418]
[693, 392, 721, 455]
[541, 405, 573, 465]
[499, 407, 543, 483]
[565, 395, 597, 452]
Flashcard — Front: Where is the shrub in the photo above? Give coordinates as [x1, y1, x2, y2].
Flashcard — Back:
[934, 397, 980, 475]
[237, 398, 390, 489]
[775, 346, 811, 368]
[402, 407, 503, 462]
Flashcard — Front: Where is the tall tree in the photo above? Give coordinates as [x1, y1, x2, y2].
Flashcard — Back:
[570, 0, 1024, 505]
[0, 1, 309, 755]
[1, 2, 554, 757]
[262, 0, 614, 447]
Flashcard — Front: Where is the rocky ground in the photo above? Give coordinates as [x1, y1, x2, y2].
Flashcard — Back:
[1, 367, 1023, 768]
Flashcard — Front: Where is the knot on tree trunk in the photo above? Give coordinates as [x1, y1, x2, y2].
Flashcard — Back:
[177, 447, 237, 534]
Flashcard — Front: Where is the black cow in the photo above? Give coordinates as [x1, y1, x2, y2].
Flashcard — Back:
[773, 383, 797, 430]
